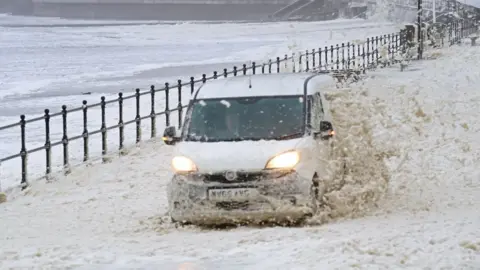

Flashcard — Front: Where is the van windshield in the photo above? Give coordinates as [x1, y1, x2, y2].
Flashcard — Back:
[184, 96, 305, 142]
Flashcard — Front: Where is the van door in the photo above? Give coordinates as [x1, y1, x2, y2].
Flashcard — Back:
[312, 93, 334, 180]
[318, 92, 345, 186]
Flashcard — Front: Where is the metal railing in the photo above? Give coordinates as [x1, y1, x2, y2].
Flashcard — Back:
[0, 19, 477, 191]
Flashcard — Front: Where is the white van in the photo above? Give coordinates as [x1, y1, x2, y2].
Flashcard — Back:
[162, 72, 346, 225]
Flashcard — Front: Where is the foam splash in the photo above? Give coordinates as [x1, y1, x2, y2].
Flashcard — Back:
[308, 88, 392, 225]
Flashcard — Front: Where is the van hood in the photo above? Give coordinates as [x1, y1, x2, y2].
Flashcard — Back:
[174, 138, 303, 172]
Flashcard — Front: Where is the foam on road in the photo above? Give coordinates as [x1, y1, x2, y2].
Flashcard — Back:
[1, 44, 480, 269]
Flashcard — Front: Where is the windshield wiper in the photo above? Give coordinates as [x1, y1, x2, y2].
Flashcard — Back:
[274, 132, 304, 140]
[185, 135, 246, 142]
[186, 133, 303, 142]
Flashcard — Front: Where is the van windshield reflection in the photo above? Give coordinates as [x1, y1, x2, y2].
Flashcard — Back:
[184, 96, 305, 142]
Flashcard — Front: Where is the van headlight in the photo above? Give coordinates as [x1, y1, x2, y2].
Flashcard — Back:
[265, 150, 300, 169]
[172, 156, 197, 173]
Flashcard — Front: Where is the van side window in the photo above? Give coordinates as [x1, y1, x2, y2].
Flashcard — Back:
[312, 93, 324, 131]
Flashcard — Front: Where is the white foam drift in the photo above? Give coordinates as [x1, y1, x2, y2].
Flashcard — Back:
[1, 44, 480, 269]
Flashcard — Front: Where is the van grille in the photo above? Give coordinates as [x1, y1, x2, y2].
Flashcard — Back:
[202, 170, 292, 183]
[203, 172, 264, 183]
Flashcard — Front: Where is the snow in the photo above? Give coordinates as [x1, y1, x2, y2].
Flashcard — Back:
[220, 100, 231, 107]
[194, 73, 335, 99]
[0, 17, 400, 190]
[1, 41, 480, 268]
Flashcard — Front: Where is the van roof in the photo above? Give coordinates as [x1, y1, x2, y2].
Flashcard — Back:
[193, 72, 335, 100]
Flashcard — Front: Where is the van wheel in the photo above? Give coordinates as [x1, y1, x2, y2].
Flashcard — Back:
[310, 174, 326, 215]
[170, 216, 191, 227]
[171, 220, 192, 228]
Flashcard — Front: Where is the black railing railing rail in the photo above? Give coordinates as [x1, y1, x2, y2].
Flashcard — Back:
[0, 19, 477, 191]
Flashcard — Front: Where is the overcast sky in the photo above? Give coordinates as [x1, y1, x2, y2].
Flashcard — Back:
[462, 0, 480, 7]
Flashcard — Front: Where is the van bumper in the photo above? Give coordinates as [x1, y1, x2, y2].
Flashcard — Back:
[167, 170, 313, 225]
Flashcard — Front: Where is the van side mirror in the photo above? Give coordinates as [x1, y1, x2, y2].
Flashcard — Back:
[320, 121, 332, 132]
[162, 126, 179, 145]
[315, 121, 334, 140]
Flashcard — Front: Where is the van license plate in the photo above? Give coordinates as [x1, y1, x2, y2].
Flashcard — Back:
[208, 188, 258, 201]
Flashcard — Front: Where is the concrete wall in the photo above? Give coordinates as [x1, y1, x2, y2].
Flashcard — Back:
[0, 0, 33, 15]
[1, 0, 298, 20]
[32, 0, 294, 4]
[30, 1, 290, 20]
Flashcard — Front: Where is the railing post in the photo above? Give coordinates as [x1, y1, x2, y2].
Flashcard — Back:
[82, 100, 89, 162]
[177, 80, 183, 128]
[318, 49, 322, 70]
[417, 0, 423, 59]
[352, 43, 356, 68]
[61, 105, 70, 174]
[312, 49, 316, 70]
[165, 83, 170, 127]
[448, 23, 453, 46]
[298, 53, 302, 72]
[150, 85, 156, 139]
[388, 34, 392, 65]
[135, 88, 141, 144]
[363, 38, 370, 67]
[357, 44, 361, 70]
[242, 64, 247, 75]
[330, 45, 334, 69]
[458, 21, 463, 43]
[44, 109, 51, 179]
[305, 50, 310, 71]
[397, 33, 400, 54]
[252, 62, 256, 75]
[440, 26, 444, 47]
[398, 30, 402, 52]
[371, 37, 376, 65]
[20, 115, 27, 188]
[453, 22, 457, 44]
[276, 57, 280, 73]
[346, 43, 351, 69]
[324, 46, 328, 69]
[292, 53, 296, 73]
[387, 38, 391, 66]
[335, 44, 340, 70]
[400, 29, 406, 53]
[268, 59, 272, 73]
[100, 96, 107, 162]
[223, 69, 228, 78]
[190, 77, 195, 94]
[393, 33, 396, 56]
[118, 93, 125, 151]
[455, 22, 458, 43]
[362, 43, 366, 73]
